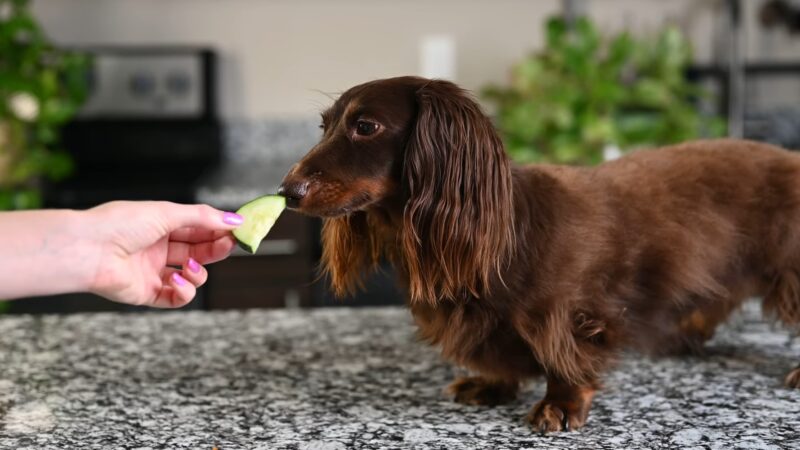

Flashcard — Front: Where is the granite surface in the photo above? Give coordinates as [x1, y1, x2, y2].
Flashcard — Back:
[196, 118, 320, 209]
[196, 159, 297, 210]
[0, 303, 798, 449]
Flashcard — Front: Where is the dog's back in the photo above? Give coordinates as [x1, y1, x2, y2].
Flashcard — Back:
[519, 139, 800, 353]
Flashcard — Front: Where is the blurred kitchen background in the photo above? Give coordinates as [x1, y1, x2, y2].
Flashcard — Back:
[2, 0, 800, 314]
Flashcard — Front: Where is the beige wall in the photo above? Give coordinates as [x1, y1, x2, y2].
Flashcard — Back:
[30, 0, 761, 120]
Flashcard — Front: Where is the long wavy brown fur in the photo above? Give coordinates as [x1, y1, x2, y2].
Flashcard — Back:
[401, 81, 515, 304]
[321, 212, 394, 297]
[320, 213, 375, 297]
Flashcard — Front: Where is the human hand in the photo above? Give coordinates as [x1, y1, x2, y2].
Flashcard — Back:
[85, 201, 244, 308]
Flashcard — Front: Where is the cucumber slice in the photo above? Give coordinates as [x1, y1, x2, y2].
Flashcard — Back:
[232, 195, 286, 254]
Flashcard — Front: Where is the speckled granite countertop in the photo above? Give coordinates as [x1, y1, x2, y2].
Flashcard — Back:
[196, 159, 295, 210]
[0, 304, 798, 449]
[196, 118, 320, 210]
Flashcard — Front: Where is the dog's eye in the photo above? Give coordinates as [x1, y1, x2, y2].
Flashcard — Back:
[355, 120, 379, 136]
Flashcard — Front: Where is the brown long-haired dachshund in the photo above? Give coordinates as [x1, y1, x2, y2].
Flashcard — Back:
[278, 76, 800, 432]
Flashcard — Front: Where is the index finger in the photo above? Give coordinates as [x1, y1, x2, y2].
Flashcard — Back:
[158, 203, 244, 233]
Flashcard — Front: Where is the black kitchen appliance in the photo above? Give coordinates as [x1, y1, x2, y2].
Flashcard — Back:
[44, 47, 221, 209]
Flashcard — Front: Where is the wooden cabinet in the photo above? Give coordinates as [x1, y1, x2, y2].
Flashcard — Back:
[204, 210, 318, 309]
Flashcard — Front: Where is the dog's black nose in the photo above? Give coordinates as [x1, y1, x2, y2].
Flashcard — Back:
[277, 181, 309, 208]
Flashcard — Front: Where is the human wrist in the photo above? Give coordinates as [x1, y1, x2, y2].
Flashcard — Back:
[63, 208, 103, 294]
[33, 209, 101, 296]
[69, 206, 120, 298]
[0, 208, 100, 299]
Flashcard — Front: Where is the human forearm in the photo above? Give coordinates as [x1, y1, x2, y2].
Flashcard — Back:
[0, 209, 99, 299]
[0, 201, 240, 306]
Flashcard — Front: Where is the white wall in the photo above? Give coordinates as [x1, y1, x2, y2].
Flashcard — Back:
[31, 0, 760, 120]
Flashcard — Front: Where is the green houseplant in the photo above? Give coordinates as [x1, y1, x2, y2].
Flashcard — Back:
[0, 0, 89, 210]
[483, 16, 724, 165]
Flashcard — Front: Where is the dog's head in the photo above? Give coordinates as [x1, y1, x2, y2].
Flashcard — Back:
[279, 76, 421, 217]
[280, 76, 514, 303]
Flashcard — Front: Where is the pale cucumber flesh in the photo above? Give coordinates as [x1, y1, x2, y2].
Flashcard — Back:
[232, 195, 286, 254]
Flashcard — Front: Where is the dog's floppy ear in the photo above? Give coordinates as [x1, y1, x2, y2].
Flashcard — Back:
[402, 80, 515, 304]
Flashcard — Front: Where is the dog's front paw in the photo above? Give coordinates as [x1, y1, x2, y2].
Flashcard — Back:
[785, 366, 800, 389]
[527, 378, 597, 433]
[526, 398, 587, 433]
[446, 376, 518, 406]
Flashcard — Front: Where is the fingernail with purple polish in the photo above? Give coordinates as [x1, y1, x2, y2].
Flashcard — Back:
[187, 258, 201, 273]
[172, 273, 187, 287]
[223, 212, 244, 226]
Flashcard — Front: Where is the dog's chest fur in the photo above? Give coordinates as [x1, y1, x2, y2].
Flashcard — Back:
[408, 299, 545, 380]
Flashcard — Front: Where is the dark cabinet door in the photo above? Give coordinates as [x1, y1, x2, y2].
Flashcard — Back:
[205, 211, 317, 309]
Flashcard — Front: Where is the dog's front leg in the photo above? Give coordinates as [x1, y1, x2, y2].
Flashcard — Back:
[526, 377, 598, 433]
[446, 376, 520, 406]
[786, 364, 800, 388]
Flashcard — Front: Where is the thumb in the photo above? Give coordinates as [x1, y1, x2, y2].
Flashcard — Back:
[159, 202, 244, 232]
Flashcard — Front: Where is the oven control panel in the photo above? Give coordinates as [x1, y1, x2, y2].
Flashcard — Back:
[77, 48, 215, 119]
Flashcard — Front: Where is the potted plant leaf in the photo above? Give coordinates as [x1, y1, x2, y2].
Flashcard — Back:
[483, 16, 725, 165]
[0, 0, 90, 210]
